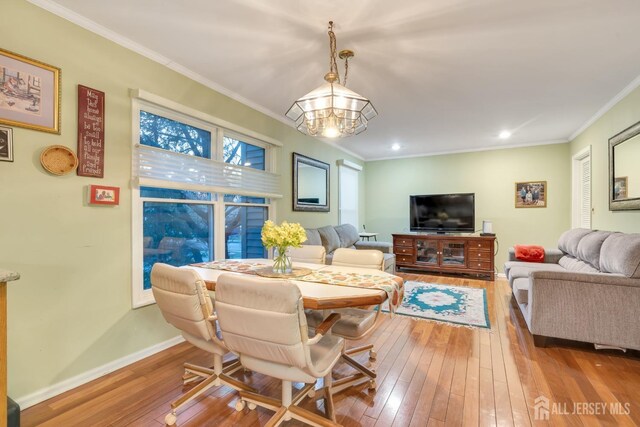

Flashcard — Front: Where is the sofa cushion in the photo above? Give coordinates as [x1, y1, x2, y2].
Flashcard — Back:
[558, 255, 600, 273]
[507, 264, 566, 286]
[304, 228, 322, 246]
[512, 277, 529, 305]
[334, 224, 360, 248]
[557, 228, 593, 257]
[576, 231, 611, 270]
[600, 233, 640, 278]
[317, 225, 341, 254]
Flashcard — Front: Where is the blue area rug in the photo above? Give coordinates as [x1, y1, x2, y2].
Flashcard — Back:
[382, 281, 490, 329]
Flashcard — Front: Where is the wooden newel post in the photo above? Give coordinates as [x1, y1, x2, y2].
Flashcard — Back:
[0, 270, 20, 427]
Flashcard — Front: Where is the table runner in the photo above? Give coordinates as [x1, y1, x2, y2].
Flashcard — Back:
[194, 260, 405, 314]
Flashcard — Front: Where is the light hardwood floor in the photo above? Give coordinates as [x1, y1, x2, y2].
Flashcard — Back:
[22, 274, 640, 426]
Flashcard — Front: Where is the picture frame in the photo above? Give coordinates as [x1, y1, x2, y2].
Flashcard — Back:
[0, 126, 13, 162]
[0, 48, 61, 134]
[89, 185, 120, 206]
[614, 176, 628, 200]
[292, 152, 330, 212]
[515, 181, 547, 208]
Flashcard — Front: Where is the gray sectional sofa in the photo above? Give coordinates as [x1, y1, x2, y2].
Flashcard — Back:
[504, 228, 640, 350]
[304, 224, 396, 273]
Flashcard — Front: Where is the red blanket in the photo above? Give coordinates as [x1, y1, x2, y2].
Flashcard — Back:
[514, 245, 545, 263]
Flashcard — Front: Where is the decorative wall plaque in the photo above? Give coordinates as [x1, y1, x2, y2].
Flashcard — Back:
[77, 85, 105, 177]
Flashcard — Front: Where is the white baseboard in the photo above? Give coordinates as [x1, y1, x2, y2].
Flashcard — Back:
[496, 272, 506, 278]
[15, 335, 185, 410]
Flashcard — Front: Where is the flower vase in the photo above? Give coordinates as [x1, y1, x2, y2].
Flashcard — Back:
[273, 248, 293, 274]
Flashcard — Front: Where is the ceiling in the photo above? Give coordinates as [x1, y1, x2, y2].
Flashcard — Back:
[35, 0, 640, 160]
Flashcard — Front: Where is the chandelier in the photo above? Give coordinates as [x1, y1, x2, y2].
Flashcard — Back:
[286, 21, 377, 138]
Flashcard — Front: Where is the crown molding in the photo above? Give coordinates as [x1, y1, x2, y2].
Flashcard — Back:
[26, 0, 365, 161]
[569, 73, 640, 142]
[365, 138, 569, 162]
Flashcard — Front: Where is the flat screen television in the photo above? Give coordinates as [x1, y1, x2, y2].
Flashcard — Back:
[410, 193, 475, 233]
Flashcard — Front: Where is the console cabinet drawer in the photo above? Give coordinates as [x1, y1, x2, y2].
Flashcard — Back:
[470, 240, 492, 250]
[396, 254, 414, 264]
[394, 237, 413, 247]
[468, 250, 491, 261]
[394, 246, 414, 256]
[469, 260, 492, 271]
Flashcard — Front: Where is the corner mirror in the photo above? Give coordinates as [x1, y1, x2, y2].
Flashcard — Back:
[609, 121, 640, 211]
[292, 153, 329, 212]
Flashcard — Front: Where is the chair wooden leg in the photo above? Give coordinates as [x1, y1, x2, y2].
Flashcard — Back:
[341, 354, 377, 379]
[170, 373, 218, 411]
[264, 407, 288, 427]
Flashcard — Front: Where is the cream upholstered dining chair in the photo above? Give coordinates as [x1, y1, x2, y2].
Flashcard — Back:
[307, 248, 385, 393]
[150, 263, 255, 426]
[287, 245, 326, 264]
[215, 273, 344, 426]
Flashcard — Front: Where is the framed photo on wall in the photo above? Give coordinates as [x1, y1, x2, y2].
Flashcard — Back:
[0, 48, 61, 134]
[515, 181, 547, 208]
[0, 126, 13, 162]
[89, 185, 120, 206]
[614, 176, 628, 200]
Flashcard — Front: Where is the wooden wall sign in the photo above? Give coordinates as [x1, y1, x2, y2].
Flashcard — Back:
[77, 85, 105, 177]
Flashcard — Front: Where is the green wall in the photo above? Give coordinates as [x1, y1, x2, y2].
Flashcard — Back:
[364, 143, 572, 270]
[570, 85, 640, 231]
[0, 0, 363, 401]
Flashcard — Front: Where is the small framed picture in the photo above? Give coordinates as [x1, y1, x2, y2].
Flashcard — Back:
[0, 48, 61, 134]
[0, 126, 13, 162]
[614, 177, 628, 200]
[89, 185, 120, 206]
[515, 181, 547, 208]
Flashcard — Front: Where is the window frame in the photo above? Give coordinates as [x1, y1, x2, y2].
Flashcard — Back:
[131, 93, 277, 308]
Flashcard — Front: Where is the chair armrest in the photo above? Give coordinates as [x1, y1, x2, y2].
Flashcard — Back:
[307, 313, 341, 344]
[530, 271, 640, 288]
[315, 312, 341, 335]
[355, 241, 392, 253]
[508, 247, 563, 264]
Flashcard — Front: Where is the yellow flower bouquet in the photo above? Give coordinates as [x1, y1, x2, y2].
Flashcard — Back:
[261, 220, 307, 273]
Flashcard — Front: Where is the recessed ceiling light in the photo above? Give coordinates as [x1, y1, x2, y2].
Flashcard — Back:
[391, 143, 401, 151]
[499, 130, 511, 139]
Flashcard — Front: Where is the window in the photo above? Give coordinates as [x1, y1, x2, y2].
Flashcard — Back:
[338, 160, 362, 228]
[132, 92, 281, 307]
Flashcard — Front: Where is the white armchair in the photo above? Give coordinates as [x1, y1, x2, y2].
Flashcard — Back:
[306, 248, 385, 394]
[215, 273, 344, 426]
[150, 263, 255, 425]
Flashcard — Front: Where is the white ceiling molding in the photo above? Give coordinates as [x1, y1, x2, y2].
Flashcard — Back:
[365, 138, 569, 162]
[26, 0, 365, 161]
[569, 73, 640, 142]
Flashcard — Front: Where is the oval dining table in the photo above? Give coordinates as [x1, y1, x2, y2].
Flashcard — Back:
[184, 259, 392, 310]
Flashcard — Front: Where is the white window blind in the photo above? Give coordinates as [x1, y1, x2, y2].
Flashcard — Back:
[134, 144, 282, 199]
[338, 160, 362, 228]
[572, 146, 591, 229]
[580, 156, 591, 228]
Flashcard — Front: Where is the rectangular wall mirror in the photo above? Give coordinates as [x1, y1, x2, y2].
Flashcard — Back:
[609, 120, 640, 211]
[293, 152, 330, 212]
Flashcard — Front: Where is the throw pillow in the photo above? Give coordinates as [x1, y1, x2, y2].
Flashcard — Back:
[514, 245, 545, 263]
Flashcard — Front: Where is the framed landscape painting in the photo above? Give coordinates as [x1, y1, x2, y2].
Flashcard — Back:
[0, 48, 61, 134]
[515, 181, 547, 208]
